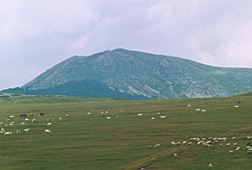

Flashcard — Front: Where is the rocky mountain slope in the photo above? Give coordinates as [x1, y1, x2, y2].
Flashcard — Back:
[3, 49, 252, 99]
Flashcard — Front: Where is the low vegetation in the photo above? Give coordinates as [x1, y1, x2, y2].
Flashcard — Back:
[0, 93, 252, 169]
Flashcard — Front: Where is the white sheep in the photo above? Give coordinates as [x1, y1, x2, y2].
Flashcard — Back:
[32, 118, 36, 123]
[151, 117, 155, 120]
[59, 117, 62, 121]
[208, 163, 213, 168]
[45, 129, 51, 134]
[87, 112, 91, 116]
[4, 131, 12, 135]
[47, 123, 52, 126]
[65, 114, 69, 118]
[201, 110, 206, 113]
[106, 117, 111, 120]
[16, 130, 21, 134]
[138, 113, 143, 117]
[160, 116, 166, 119]
[9, 122, 14, 125]
[195, 108, 201, 112]
[24, 118, 29, 121]
[24, 128, 30, 132]
[9, 115, 14, 119]
[21, 122, 25, 125]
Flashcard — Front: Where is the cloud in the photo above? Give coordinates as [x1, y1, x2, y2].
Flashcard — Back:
[0, 0, 252, 90]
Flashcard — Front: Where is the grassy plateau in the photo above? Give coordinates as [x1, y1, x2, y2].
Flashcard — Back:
[0, 93, 252, 170]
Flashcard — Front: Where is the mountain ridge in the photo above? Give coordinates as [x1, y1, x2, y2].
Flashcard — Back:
[2, 48, 252, 99]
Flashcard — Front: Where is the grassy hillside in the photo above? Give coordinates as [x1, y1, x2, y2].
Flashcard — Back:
[0, 94, 252, 169]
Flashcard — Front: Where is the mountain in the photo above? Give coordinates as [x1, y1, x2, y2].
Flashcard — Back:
[2, 48, 252, 99]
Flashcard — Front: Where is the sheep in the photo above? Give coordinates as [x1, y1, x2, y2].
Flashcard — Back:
[24, 118, 29, 121]
[59, 117, 62, 121]
[151, 117, 155, 120]
[138, 113, 143, 117]
[32, 118, 36, 123]
[232, 136, 236, 140]
[105, 111, 108, 114]
[160, 116, 166, 119]
[21, 122, 25, 125]
[65, 114, 69, 118]
[106, 117, 111, 120]
[87, 112, 91, 116]
[45, 129, 51, 134]
[229, 150, 234, 154]
[0, 122, 3, 125]
[47, 123, 52, 127]
[201, 110, 206, 113]
[30, 114, 33, 117]
[9, 122, 14, 126]
[182, 141, 187, 145]
[234, 105, 239, 108]
[9, 115, 14, 119]
[4, 131, 12, 135]
[226, 143, 231, 146]
[149, 145, 152, 149]
[16, 130, 21, 134]
[247, 148, 252, 154]
[235, 147, 240, 152]
[47, 119, 50, 122]
[157, 112, 160, 115]
[208, 164, 213, 168]
[195, 108, 201, 112]
[174, 153, 178, 157]
[24, 128, 30, 132]
[187, 104, 191, 107]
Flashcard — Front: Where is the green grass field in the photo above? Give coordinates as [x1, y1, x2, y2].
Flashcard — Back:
[0, 93, 252, 170]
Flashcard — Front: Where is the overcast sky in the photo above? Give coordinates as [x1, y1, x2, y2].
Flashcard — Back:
[1, 0, 252, 90]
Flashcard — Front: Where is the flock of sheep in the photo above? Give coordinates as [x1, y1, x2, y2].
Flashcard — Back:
[0, 113, 69, 135]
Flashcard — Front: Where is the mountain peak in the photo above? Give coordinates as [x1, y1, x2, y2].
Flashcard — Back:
[3, 49, 252, 99]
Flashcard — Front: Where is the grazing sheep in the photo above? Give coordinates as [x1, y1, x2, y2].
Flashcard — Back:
[47, 119, 50, 122]
[47, 123, 52, 127]
[195, 108, 201, 112]
[9, 115, 14, 119]
[106, 117, 111, 120]
[157, 112, 160, 115]
[208, 163, 213, 168]
[247, 148, 252, 154]
[32, 118, 36, 123]
[16, 130, 21, 134]
[234, 105, 239, 108]
[65, 114, 69, 118]
[235, 147, 240, 152]
[138, 113, 143, 117]
[24, 128, 30, 132]
[30, 114, 33, 117]
[4, 131, 12, 135]
[201, 110, 206, 113]
[187, 105, 191, 107]
[160, 116, 166, 119]
[45, 129, 51, 134]
[149, 145, 152, 149]
[174, 153, 178, 157]
[151, 117, 155, 120]
[24, 118, 29, 121]
[229, 150, 234, 154]
[59, 117, 62, 121]
[87, 112, 91, 116]
[9, 122, 14, 126]
[21, 122, 25, 125]
[40, 113, 45, 116]
[226, 143, 231, 146]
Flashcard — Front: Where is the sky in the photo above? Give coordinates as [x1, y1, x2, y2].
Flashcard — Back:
[1, 0, 252, 90]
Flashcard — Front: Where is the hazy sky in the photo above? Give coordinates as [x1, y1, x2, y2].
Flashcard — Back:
[1, 0, 252, 90]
